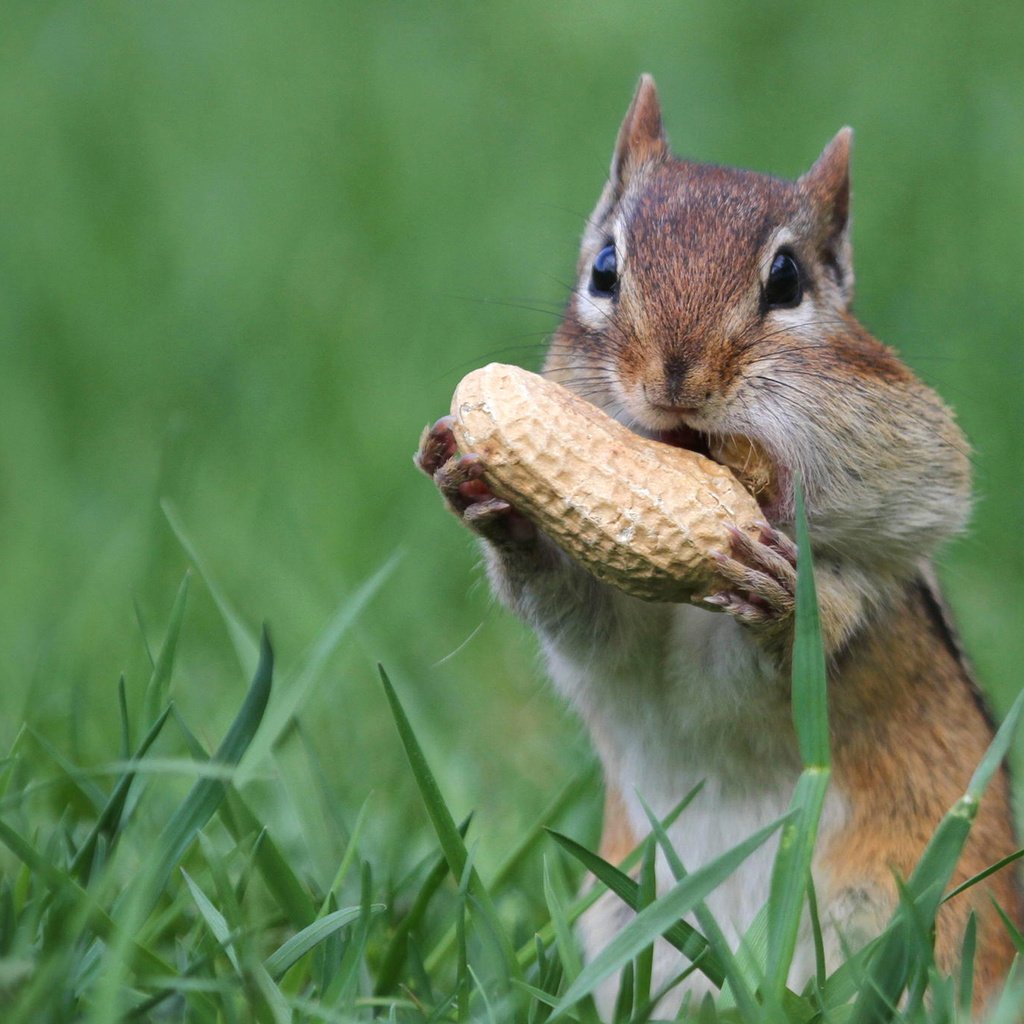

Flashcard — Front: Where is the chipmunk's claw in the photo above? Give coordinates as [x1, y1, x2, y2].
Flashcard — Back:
[415, 416, 458, 476]
[695, 522, 797, 635]
[701, 591, 778, 627]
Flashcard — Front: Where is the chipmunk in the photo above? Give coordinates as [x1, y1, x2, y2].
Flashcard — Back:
[417, 75, 1022, 1012]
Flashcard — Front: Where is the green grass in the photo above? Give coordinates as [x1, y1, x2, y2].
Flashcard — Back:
[0, 494, 1020, 1021]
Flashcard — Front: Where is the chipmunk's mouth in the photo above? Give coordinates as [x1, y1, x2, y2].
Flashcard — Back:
[657, 425, 709, 457]
[655, 427, 779, 515]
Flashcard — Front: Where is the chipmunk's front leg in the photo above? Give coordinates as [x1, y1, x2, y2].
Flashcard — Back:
[699, 522, 867, 659]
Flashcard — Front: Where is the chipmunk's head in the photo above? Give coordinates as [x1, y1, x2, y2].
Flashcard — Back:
[547, 75, 970, 566]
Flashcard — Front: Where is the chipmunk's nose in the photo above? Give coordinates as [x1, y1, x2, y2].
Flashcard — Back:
[663, 354, 691, 405]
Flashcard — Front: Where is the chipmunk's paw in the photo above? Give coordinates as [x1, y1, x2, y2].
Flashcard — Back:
[416, 417, 537, 545]
[697, 522, 797, 632]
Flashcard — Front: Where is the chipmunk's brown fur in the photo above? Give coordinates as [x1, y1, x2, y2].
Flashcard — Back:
[418, 75, 1022, 1013]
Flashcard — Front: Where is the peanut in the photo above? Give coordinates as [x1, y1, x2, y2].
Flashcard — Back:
[450, 363, 764, 601]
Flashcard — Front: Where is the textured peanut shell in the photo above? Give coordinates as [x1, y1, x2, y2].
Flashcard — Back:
[450, 363, 764, 602]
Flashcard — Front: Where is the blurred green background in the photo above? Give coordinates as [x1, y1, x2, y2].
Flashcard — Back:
[2, 2, 1022, 875]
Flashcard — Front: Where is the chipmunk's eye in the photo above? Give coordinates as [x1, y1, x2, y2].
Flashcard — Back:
[763, 250, 803, 308]
[589, 243, 618, 297]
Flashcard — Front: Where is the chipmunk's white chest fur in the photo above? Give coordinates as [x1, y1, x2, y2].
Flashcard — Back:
[542, 598, 849, 1010]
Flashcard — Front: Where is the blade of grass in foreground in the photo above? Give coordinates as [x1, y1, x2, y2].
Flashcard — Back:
[221, 787, 317, 929]
[633, 840, 657, 1016]
[528, 782, 707, 969]
[162, 499, 259, 676]
[375, 815, 473, 995]
[379, 666, 521, 985]
[25, 726, 107, 811]
[942, 846, 1024, 903]
[118, 628, 274, 922]
[236, 552, 400, 787]
[637, 794, 761, 1023]
[141, 570, 190, 726]
[82, 639, 275, 1020]
[543, 857, 600, 1024]
[265, 904, 385, 979]
[958, 912, 977, 1016]
[69, 704, 173, 881]
[765, 478, 832, 1005]
[170, 712, 317, 931]
[181, 867, 241, 972]
[0, 814, 172, 978]
[547, 813, 792, 1021]
[493, 766, 596, 892]
[992, 902, 1024, 954]
[543, 830, 722, 988]
[788, 479, 829, 770]
[986, 961, 1024, 1024]
[424, 768, 594, 976]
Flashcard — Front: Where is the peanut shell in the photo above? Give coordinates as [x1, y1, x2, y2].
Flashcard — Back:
[450, 363, 764, 601]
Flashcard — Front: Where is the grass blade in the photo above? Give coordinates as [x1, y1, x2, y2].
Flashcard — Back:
[958, 911, 977, 1015]
[162, 499, 259, 675]
[613, 962, 634, 1023]
[169, 725, 318, 931]
[236, 553, 400, 786]
[424, 770, 594, 977]
[986, 962, 1024, 1024]
[123, 628, 274, 920]
[544, 830, 722, 987]
[0, 814, 172, 978]
[221, 787, 316, 929]
[909, 688, 1024, 921]
[265, 904, 384, 979]
[765, 479, 832, 1004]
[766, 770, 829, 1002]
[807, 876, 827, 995]
[26, 727, 106, 811]
[69, 704, 173, 881]
[636, 794, 763, 1023]
[789, 477, 829, 769]
[141, 570, 190, 726]
[379, 666, 520, 983]
[375, 815, 473, 995]
[317, 794, 375, 918]
[943, 846, 1024, 903]
[992, 900, 1024, 954]
[542, 857, 590, 1014]
[633, 840, 657, 1017]
[326, 861, 376, 1007]
[965, 688, 1024, 802]
[182, 867, 240, 971]
[733, 904, 769, 999]
[493, 767, 596, 892]
[525, 781, 710, 978]
[547, 813, 791, 1020]
[118, 675, 131, 759]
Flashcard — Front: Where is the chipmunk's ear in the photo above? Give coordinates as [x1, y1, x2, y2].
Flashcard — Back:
[800, 127, 854, 301]
[610, 74, 668, 191]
